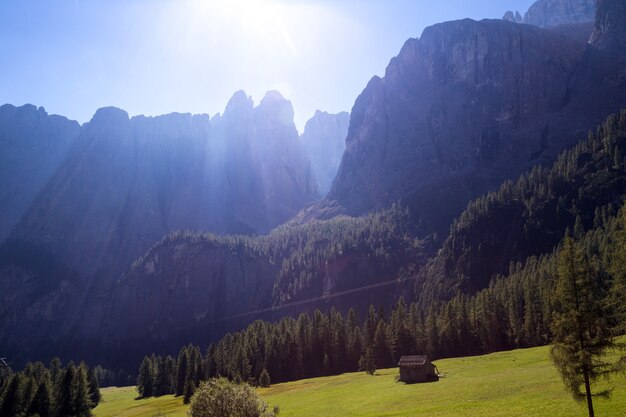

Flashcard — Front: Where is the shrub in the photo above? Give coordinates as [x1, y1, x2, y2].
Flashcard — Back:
[188, 378, 279, 417]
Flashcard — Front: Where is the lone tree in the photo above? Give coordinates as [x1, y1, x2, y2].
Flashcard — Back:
[188, 378, 279, 417]
[258, 369, 271, 388]
[550, 234, 618, 417]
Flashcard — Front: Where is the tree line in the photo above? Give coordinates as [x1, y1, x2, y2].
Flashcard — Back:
[136, 199, 626, 400]
[0, 359, 101, 417]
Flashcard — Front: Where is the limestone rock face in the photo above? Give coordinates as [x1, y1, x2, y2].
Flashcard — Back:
[303, 19, 600, 232]
[300, 110, 350, 195]
[0, 105, 80, 242]
[523, 0, 595, 27]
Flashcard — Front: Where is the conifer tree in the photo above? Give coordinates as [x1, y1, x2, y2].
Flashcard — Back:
[373, 320, 391, 368]
[609, 204, 626, 333]
[56, 364, 76, 417]
[49, 357, 62, 392]
[74, 365, 93, 416]
[175, 347, 188, 396]
[183, 378, 195, 404]
[363, 347, 376, 375]
[27, 377, 53, 417]
[0, 374, 25, 417]
[136, 356, 155, 398]
[551, 235, 617, 417]
[22, 375, 37, 413]
[87, 366, 101, 405]
[258, 369, 271, 388]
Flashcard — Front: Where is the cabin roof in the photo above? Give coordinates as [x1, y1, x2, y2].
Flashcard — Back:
[398, 355, 429, 367]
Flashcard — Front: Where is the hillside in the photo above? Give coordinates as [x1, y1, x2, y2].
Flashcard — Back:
[416, 109, 626, 304]
[93, 340, 626, 417]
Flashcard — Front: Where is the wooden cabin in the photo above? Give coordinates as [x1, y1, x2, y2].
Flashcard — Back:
[398, 355, 438, 383]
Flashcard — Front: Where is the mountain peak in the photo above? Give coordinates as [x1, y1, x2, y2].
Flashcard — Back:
[258, 90, 294, 127]
[224, 90, 253, 116]
[91, 106, 129, 124]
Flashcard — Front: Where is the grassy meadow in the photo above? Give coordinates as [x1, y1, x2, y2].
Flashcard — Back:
[94, 341, 626, 417]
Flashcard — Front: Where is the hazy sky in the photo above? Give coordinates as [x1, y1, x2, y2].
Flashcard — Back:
[0, 0, 535, 131]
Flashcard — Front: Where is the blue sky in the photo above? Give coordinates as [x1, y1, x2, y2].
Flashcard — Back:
[0, 0, 534, 131]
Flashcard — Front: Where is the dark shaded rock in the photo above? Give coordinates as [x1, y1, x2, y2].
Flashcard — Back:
[0, 105, 80, 242]
[590, 0, 626, 51]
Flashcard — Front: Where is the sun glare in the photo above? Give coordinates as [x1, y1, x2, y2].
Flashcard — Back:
[185, 0, 299, 57]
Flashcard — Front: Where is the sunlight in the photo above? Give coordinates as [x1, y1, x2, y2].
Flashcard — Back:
[186, 0, 299, 57]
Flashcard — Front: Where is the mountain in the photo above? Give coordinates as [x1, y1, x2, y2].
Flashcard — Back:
[507, 0, 596, 28]
[0, 104, 80, 242]
[299, 110, 350, 196]
[3, 0, 626, 369]
[299, 10, 625, 236]
[8, 90, 317, 281]
[0, 91, 319, 364]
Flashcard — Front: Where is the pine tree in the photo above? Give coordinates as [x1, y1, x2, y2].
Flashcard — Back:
[609, 204, 626, 334]
[136, 356, 155, 398]
[74, 365, 93, 416]
[175, 347, 188, 396]
[22, 375, 37, 413]
[551, 235, 617, 417]
[56, 365, 76, 417]
[363, 347, 376, 375]
[183, 378, 195, 404]
[87, 366, 101, 405]
[50, 358, 62, 385]
[373, 320, 390, 368]
[27, 377, 53, 417]
[0, 374, 25, 417]
[258, 369, 271, 388]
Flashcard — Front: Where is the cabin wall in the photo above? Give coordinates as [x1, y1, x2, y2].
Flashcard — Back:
[399, 366, 430, 382]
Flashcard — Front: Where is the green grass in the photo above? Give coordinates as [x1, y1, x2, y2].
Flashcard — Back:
[93, 387, 187, 417]
[94, 342, 626, 417]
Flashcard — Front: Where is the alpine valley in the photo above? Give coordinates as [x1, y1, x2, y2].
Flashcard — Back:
[1, 0, 626, 395]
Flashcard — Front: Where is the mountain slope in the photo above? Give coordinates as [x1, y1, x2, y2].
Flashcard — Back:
[73, 206, 428, 366]
[416, 109, 626, 305]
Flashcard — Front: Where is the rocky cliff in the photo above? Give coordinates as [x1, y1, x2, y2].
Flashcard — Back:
[299, 110, 350, 195]
[0, 104, 80, 242]
[589, 0, 626, 51]
[300, 18, 604, 234]
[503, 0, 595, 28]
[524, 0, 595, 27]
